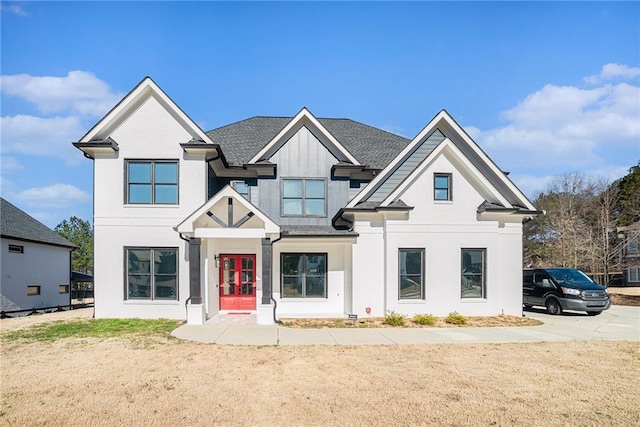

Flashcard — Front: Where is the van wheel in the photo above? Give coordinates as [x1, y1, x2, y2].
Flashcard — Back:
[587, 311, 602, 316]
[545, 298, 562, 315]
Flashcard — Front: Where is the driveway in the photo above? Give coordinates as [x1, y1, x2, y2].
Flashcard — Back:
[172, 305, 640, 345]
[522, 304, 639, 342]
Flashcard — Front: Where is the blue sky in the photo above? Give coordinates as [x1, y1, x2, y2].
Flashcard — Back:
[1, 1, 639, 228]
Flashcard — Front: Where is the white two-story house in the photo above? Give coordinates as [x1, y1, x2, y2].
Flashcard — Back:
[73, 77, 539, 325]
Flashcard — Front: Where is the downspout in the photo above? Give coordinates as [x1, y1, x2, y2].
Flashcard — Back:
[69, 246, 74, 309]
[178, 232, 192, 308]
[270, 234, 284, 324]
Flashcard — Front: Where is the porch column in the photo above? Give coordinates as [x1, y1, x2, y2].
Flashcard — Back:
[261, 238, 272, 304]
[189, 238, 202, 304]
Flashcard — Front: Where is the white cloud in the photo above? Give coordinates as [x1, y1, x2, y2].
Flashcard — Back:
[508, 174, 554, 199]
[470, 67, 640, 174]
[1, 4, 28, 17]
[15, 183, 91, 208]
[0, 71, 122, 117]
[585, 63, 640, 84]
[0, 156, 24, 172]
[0, 114, 87, 162]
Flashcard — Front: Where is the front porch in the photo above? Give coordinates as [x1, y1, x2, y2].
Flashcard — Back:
[176, 186, 357, 325]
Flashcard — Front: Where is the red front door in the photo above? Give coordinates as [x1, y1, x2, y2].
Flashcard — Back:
[219, 254, 256, 310]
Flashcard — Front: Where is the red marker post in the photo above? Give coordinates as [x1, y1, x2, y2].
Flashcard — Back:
[365, 307, 371, 326]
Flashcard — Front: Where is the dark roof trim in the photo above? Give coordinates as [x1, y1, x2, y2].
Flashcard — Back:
[71, 271, 94, 282]
[476, 201, 542, 216]
[1, 234, 76, 249]
[72, 137, 119, 159]
[280, 232, 359, 238]
[342, 205, 415, 213]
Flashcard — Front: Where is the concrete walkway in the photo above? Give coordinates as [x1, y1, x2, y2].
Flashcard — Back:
[171, 305, 640, 346]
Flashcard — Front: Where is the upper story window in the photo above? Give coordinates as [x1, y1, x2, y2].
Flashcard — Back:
[628, 235, 639, 255]
[126, 160, 178, 204]
[434, 173, 452, 201]
[232, 181, 250, 201]
[282, 179, 326, 217]
[8, 244, 24, 254]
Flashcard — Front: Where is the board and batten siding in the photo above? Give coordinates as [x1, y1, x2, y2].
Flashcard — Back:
[365, 129, 445, 203]
[257, 126, 350, 226]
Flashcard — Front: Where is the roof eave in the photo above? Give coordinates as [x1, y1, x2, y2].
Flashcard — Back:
[72, 137, 119, 159]
[1, 234, 77, 249]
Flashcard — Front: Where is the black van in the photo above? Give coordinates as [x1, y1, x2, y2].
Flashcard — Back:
[523, 268, 611, 316]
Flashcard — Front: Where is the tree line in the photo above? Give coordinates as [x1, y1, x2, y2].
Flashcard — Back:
[55, 216, 93, 274]
[524, 163, 640, 282]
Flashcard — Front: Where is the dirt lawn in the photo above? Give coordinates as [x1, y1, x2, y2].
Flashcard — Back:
[1, 315, 639, 426]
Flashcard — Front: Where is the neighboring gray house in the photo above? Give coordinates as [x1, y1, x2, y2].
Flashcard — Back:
[617, 220, 640, 286]
[0, 198, 75, 313]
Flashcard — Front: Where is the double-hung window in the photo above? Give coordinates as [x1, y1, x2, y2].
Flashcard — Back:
[461, 248, 486, 298]
[282, 179, 326, 216]
[126, 247, 178, 300]
[126, 160, 178, 204]
[434, 173, 452, 201]
[281, 253, 327, 298]
[399, 249, 425, 300]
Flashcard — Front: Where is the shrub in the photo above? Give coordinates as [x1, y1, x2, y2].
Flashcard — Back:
[445, 311, 467, 325]
[413, 314, 437, 325]
[383, 311, 406, 326]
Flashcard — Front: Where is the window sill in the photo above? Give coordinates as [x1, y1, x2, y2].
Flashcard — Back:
[124, 300, 180, 305]
[124, 204, 179, 208]
[434, 200, 453, 205]
[397, 299, 426, 304]
[281, 215, 327, 218]
[460, 298, 487, 303]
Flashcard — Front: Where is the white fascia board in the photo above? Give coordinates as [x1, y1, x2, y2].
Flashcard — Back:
[175, 185, 280, 234]
[347, 110, 449, 207]
[80, 77, 214, 145]
[381, 138, 512, 208]
[248, 107, 360, 165]
[195, 228, 267, 239]
[477, 211, 530, 223]
[440, 111, 537, 211]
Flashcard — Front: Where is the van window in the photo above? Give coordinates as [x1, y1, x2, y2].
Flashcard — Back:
[523, 271, 533, 285]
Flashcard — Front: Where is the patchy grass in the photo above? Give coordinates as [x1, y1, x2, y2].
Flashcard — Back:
[1, 318, 182, 342]
[282, 314, 541, 328]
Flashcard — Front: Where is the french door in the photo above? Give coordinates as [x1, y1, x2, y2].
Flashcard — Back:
[219, 254, 256, 310]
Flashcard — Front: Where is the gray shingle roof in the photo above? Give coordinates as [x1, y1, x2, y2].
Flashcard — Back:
[205, 116, 410, 169]
[280, 225, 358, 237]
[347, 200, 413, 211]
[0, 198, 75, 248]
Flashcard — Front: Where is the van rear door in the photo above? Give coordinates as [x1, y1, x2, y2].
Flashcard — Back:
[523, 270, 535, 305]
